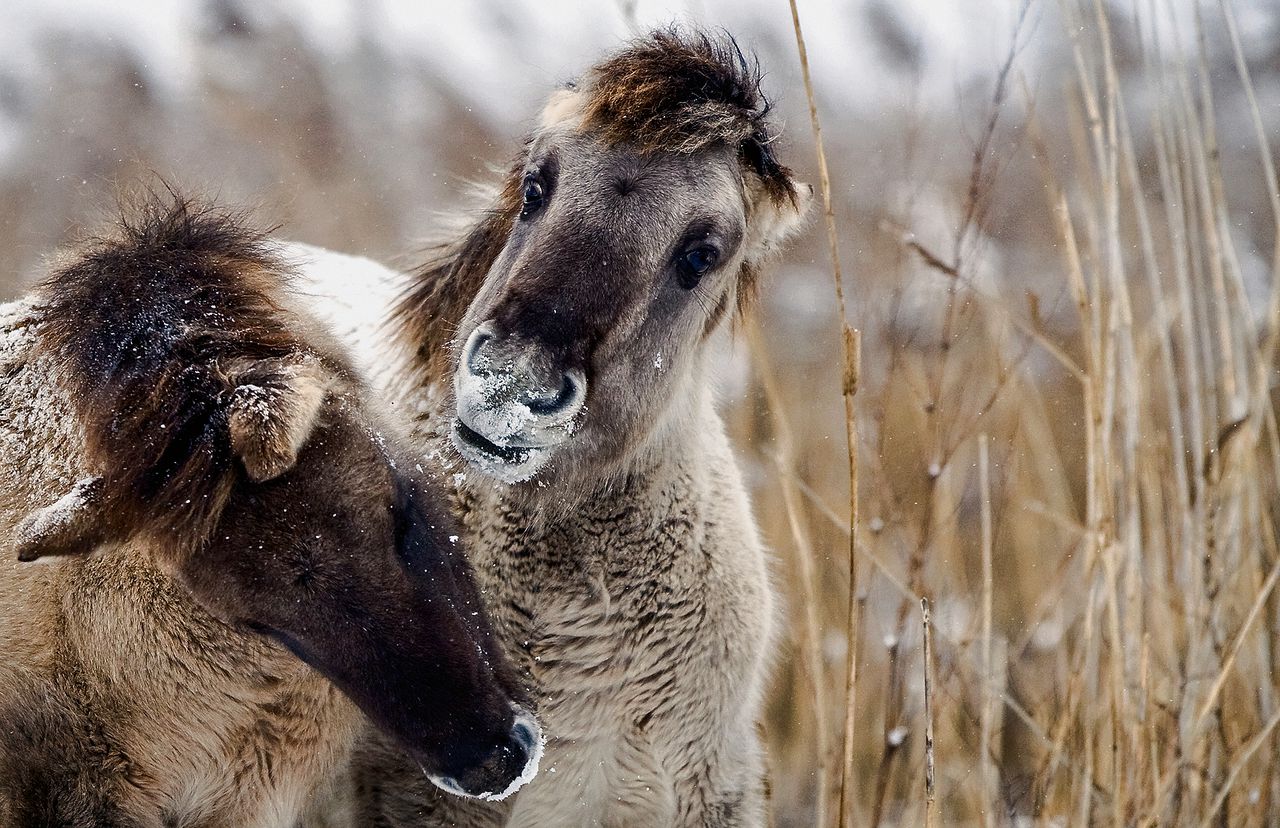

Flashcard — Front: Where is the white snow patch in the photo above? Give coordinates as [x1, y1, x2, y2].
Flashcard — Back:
[449, 423, 549, 485]
[456, 370, 538, 444]
[16, 476, 100, 557]
[230, 383, 274, 421]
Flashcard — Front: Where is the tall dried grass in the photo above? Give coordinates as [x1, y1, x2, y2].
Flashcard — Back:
[1, 2, 1275, 824]
[754, 0, 1280, 825]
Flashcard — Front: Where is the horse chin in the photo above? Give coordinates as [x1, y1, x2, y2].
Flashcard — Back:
[452, 420, 555, 484]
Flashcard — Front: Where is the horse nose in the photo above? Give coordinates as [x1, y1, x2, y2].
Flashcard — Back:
[459, 323, 586, 423]
[429, 708, 544, 801]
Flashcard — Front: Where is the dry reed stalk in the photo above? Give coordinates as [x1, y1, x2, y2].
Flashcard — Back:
[869, 636, 905, 828]
[1084, 17, 1142, 821]
[1024, 81, 1114, 816]
[776, 4, 1277, 818]
[783, 449, 1084, 778]
[1117, 104, 1186, 467]
[1115, 71, 1195, 701]
[1182, 12, 1241, 409]
[1166, 10, 1244, 817]
[1078, 581, 1104, 826]
[1143, 10, 1209, 487]
[894, 10, 1031, 714]
[978, 433, 996, 826]
[988, 635, 1008, 821]
[837, 331, 862, 828]
[1197, 708, 1280, 828]
[785, 472, 913, 599]
[1145, 556, 1280, 820]
[1191, 554, 1280, 735]
[886, 213, 1085, 385]
[1193, 7, 1255, 412]
[1142, 631, 1158, 810]
[921, 598, 937, 828]
[1256, 496, 1280, 824]
[1135, 26, 1243, 818]
[1102, 38, 1182, 819]
[1219, 0, 1280, 491]
[784, 2, 861, 825]
[1142, 21, 1212, 815]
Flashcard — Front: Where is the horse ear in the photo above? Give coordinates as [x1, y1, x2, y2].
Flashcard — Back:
[13, 477, 107, 563]
[743, 179, 814, 264]
[227, 358, 331, 483]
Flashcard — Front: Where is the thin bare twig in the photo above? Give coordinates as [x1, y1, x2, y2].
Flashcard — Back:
[923, 597, 938, 828]
[744, 318, 830, 826]
[785, 2, 862, 825]
[979, 434, 997, 824]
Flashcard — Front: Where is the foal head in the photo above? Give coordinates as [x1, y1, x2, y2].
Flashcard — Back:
[398, 30, 809, 489]
[14, 198, 540, 800]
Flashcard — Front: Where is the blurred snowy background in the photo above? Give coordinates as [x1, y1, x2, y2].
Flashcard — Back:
[2, 1, 1277, 326]
[5, 1, 1280, 825]
[3, 0, 1278, 363]
[0, 0, 1230, 287]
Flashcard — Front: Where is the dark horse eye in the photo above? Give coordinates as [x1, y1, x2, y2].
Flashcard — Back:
[520, 175, 545, 218]
[676, 245, 719, 289]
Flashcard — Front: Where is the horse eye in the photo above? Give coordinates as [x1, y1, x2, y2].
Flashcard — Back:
[676, 245, 719, 289]
[520, 176, 546, 218]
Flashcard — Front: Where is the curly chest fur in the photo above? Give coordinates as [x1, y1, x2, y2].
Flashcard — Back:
[457, 458, 774, 819]
[476, 490, 712, 708]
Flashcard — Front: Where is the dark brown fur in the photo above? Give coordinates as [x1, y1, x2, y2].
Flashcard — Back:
[583, 29, 797, 207]
[35, 197, 309, 560]
[585, 30, 798, 311]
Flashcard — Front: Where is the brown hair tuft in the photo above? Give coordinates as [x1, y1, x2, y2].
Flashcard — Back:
[35, 192, 308, 554]
[582, 28, 796, 205]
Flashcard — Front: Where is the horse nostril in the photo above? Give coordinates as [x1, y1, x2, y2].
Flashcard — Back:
[527, 370, 584, 417]
[463, 325, 497, 376]
[512, 719, 536, 752]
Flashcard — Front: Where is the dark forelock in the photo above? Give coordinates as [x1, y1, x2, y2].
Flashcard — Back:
[581, 29, 796, 205]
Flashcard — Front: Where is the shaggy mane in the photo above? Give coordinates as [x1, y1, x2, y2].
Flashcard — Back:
[391, 171, 524, 390]
[582, 29, 796, 205]
[36, 194, 306, 551]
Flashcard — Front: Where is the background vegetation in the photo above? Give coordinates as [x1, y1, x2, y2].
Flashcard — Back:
[4, 0, 1280, 824]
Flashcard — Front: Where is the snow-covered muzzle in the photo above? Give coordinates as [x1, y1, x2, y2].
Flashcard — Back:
[452, 322, 587, 483]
